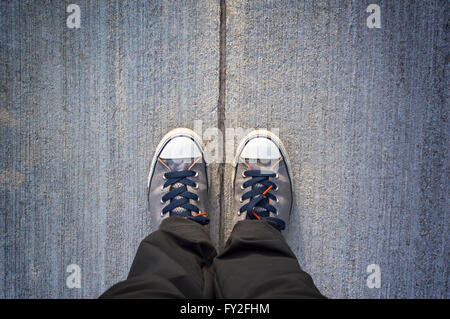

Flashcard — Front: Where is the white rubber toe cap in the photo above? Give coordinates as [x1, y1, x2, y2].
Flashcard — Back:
[240, 137, 281, 159]
[159, 136, 202, 159]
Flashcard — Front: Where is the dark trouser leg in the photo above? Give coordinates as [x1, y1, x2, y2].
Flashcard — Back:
[100, 217, 217, 299]
[213, 220, 325, 299]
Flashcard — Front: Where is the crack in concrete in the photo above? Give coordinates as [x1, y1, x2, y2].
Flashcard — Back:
[217, 0, 227, 249]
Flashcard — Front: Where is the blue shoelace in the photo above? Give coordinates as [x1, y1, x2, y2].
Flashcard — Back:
[240, 170, 285, 230]
[161, 170, 209, 225]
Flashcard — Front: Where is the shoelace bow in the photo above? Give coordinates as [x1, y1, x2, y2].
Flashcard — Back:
[161, 170, 209, 225]
[240, 170, 286, 230]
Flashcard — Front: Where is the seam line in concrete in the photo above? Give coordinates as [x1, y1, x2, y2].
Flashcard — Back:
[217, 0, 227, 249]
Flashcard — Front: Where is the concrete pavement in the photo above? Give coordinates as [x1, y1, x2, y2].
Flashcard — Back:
[0, 0, 447, 298]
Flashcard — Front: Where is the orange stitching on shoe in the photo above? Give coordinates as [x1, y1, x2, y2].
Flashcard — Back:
[244, 160, 252, 170]
[188, 156, 201, 170]
[158, 157, 171, 170]
[269, 157, 283, 170]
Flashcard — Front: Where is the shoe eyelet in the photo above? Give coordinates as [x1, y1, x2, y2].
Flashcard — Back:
[160, 199, 165, 204]
[275, 173, 279, 179]
[160, 211, 165, 217]
[274, 186, 279, 191]
[161, 185, 165, 190]
[237, 211, 241, 216]
[242, 171, 246, 178]
[194, 171, 199, 177]
[239, 197, 243, 203]
[240, 184, 245, 190]
[276, 198, 279, 203]
[194, 183, 199, 189]
[163, 175, 167, 180]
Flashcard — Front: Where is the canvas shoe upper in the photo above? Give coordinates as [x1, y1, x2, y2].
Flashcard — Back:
[232, 130, 293, 232]
[147, 128, 209, 228]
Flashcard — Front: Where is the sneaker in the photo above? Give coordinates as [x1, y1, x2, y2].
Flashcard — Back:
[232, 130, 293, 232]
[147, 128, 209, 227]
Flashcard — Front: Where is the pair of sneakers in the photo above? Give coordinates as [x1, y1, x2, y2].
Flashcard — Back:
[148, 128, 293, 232]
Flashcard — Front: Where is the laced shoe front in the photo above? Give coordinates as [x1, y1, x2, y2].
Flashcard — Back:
[233, 130, 293, 232]
[148, 128, 209, 228]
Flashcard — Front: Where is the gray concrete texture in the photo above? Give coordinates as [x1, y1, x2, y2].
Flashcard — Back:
[0, 0, 448, 298]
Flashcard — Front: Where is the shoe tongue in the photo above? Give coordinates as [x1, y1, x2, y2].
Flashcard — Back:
[161, 157, 197, 216]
